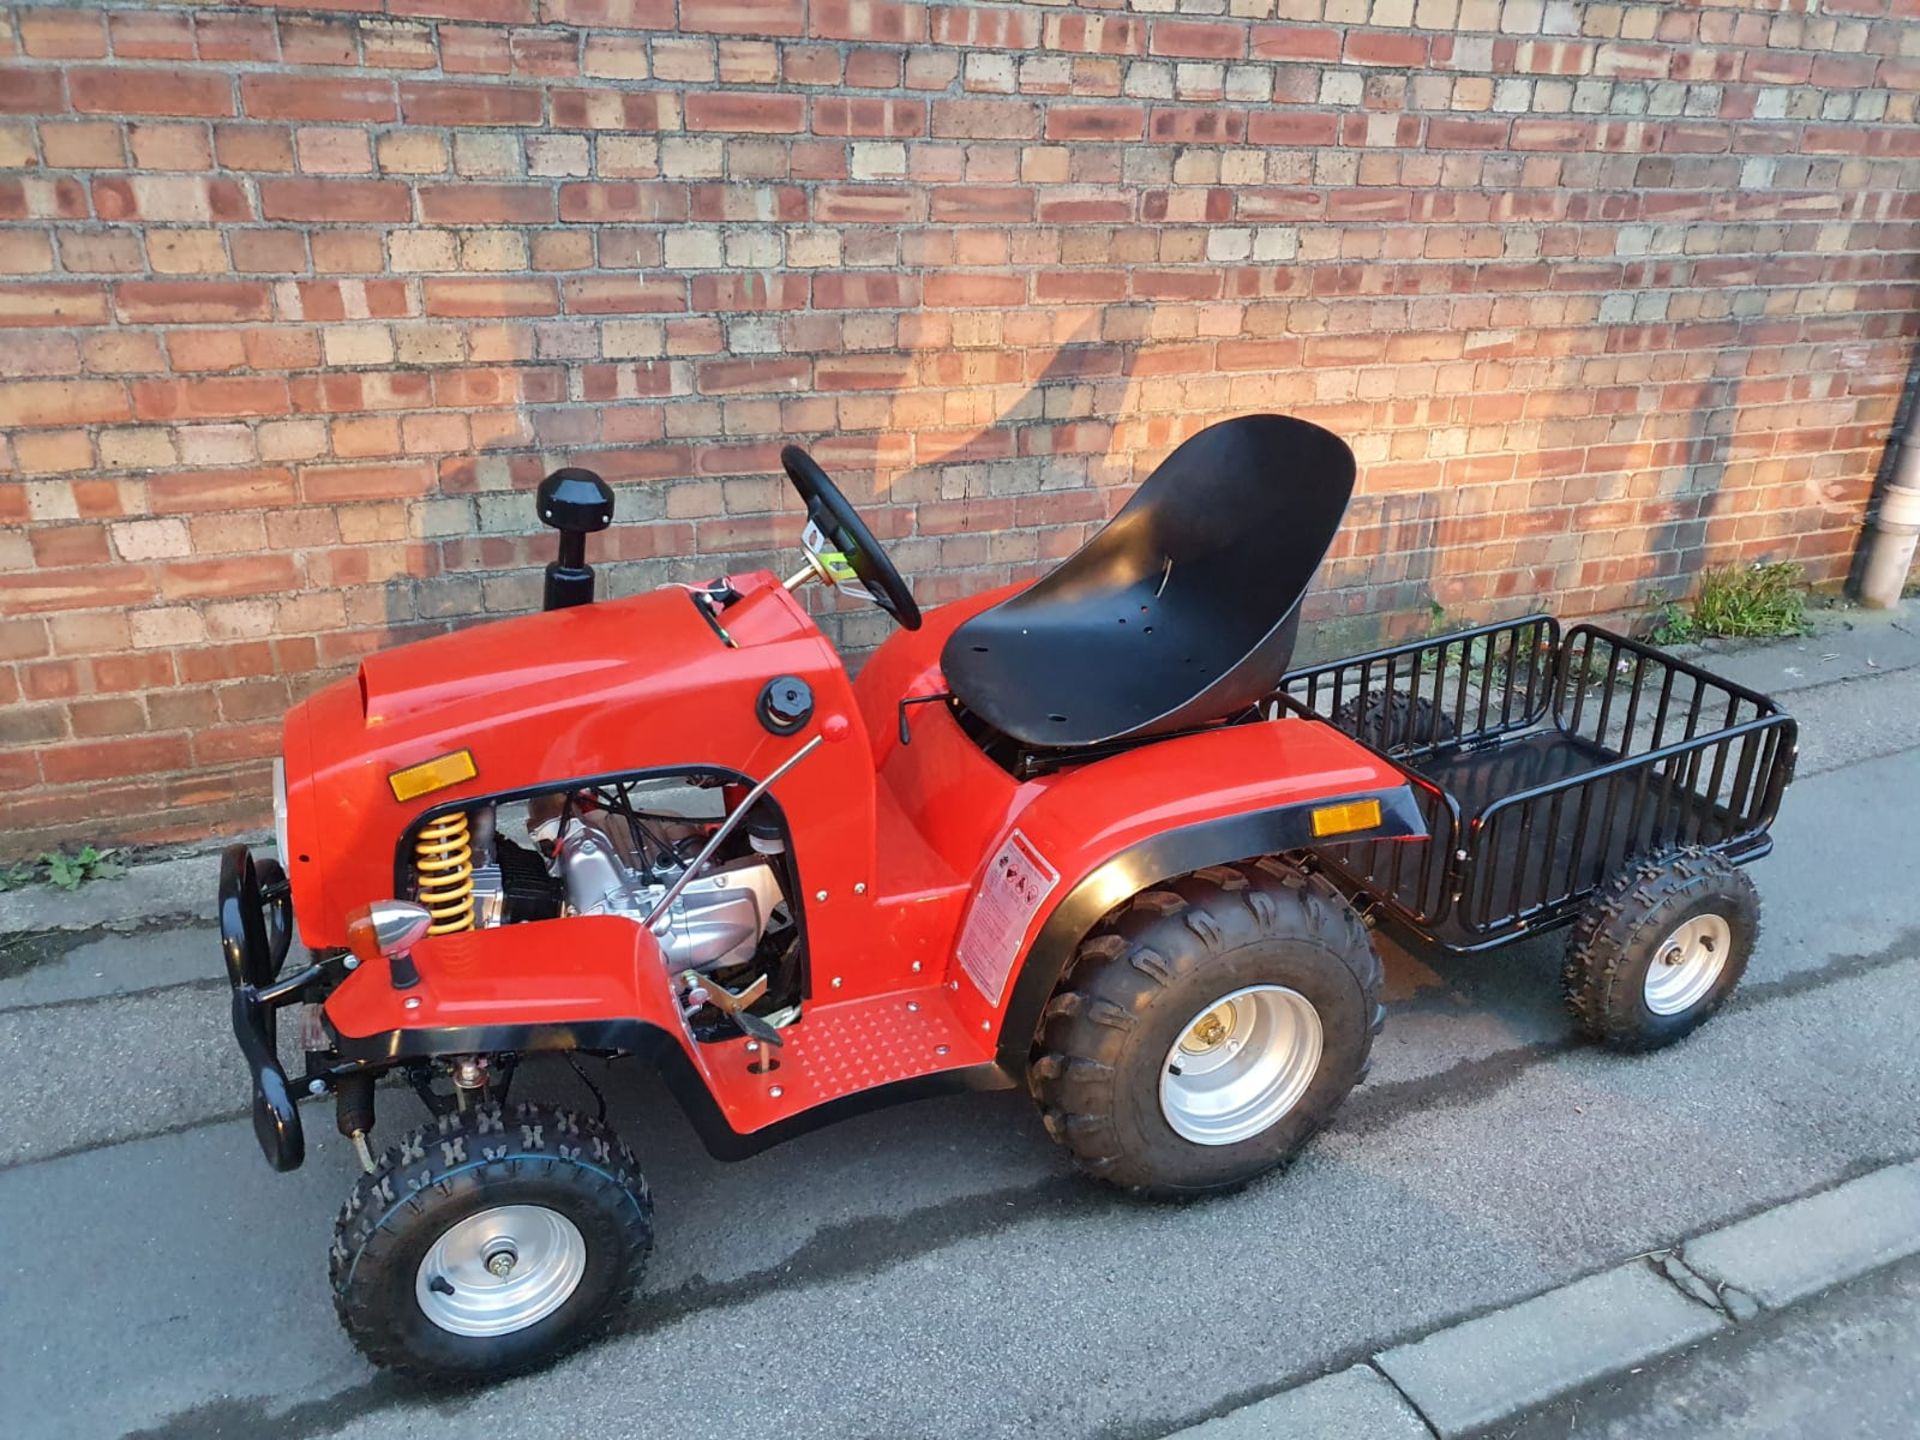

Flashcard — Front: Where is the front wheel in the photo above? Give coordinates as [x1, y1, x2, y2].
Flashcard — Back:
[1029, 859, 1382, 1199]
[331, 1102, 652, 1381]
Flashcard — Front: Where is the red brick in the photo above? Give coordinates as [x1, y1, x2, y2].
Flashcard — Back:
[0, 283, 111, 327]
[391, 0, 537, 20]
[551, 90, 679, 130]
[195, 15, 280, 63]
[113, 280, 271, 324]
[1250, 24, 1341, 61]
[42, 736, 192, 787]
[811, 0, 925, 44]
[690, 274, 809, 311]
[148, 467, 297, 513]
[813, 97, 926, 137]
[69, 67, 232, 117]
[1149, 107, 1247, 144]
[810, 272, 919, 309]
[1344, 32, 1428, 67]
[543, 0, 675, 27]
[400, 82, 545, 126]
[214, 124, 295, 173]
[685, 92, 807, 133]
[1044, 15, 1145, 55]
[159, 555, 299, 601]
[298, 462, 437, 504]
[29, 524, 111, 569]
[0, 379, 129, 426]
[132, 376, 288, 421]
[239, 75, 395, 123]
[1046, 104, 1146, 142]
[930, 186, 1034, 223]
[0, 68, 64, 115]
[0, 565, 152, 615]
[1428, 118, 1511, 149]
[423, 277, 560, 317]
[814, 186, 924, 223]
[558, 182, 688, 222]
[20, 8, 107, 58]
[562, 275, 686, 313]
[259, 179, 411, 223]
[1150, 20, 1245, 60]
[1248, 112, 1340, 147]
[419, 184, 556, 224]
[106, 11, 194, 59]
[934, 6, 1035, 48]
[695, 357, 810, 393]
[683, 0, 804, 37]
[925, 273, 1026, 308]
[932, 98, 1040, 139]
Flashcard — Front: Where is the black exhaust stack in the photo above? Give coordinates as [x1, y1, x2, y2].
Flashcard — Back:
[536, 466, 615, 611]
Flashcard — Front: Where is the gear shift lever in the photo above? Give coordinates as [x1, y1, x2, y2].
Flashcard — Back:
[536, 467, 615, 611]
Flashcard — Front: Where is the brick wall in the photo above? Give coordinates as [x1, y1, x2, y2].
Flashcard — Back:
[1, 0, 1916, 855]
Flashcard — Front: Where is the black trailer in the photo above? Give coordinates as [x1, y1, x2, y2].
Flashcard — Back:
[1281, 614, 1798, 1048]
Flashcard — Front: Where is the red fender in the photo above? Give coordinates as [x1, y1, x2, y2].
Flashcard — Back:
[945, 719, 1422, 1066]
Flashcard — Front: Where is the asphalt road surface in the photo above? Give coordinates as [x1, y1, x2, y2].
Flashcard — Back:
[3, 653, 1917, 1440]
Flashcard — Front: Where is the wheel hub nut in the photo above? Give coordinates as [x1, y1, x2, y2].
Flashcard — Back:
[1191, 1011, 1229, 1048]
[484, 1241, 518, 1278]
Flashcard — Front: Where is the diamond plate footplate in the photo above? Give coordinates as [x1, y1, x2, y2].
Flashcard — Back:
[701, 986, 984, 1133]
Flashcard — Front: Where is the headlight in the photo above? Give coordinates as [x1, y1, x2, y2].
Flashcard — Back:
[273, 757, 290, 864]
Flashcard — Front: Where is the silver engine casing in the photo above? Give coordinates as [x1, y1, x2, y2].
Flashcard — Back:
[549, 815, 784, 975]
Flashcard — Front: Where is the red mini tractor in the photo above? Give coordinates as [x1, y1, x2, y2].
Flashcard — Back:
[218, 414, 1794, 1380]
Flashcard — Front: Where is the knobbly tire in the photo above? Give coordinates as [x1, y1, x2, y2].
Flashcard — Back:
[331, 1102, 652, 1381]
[1029, 859, 1382, 1199]
[1563, 846, 1759, 1052]
[1333, 688, 1457, 754]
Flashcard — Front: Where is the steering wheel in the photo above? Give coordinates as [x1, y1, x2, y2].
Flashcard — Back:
[780, 444, 922, 631]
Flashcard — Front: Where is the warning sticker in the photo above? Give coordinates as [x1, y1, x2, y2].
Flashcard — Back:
[958, 830, 1061, 1005]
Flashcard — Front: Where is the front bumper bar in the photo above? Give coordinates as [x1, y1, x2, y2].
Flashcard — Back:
[218, 845, 305, 1171]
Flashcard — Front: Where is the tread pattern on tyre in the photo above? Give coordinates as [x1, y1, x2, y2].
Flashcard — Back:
[1332, 688, 1456, 754]
[1562, 844, 1759, 1051]
[330, 1101, 652, 1380]
[1029, 858, 1382, 1198]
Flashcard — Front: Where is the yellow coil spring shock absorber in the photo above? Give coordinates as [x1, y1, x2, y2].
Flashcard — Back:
[414, 811, 475, 934]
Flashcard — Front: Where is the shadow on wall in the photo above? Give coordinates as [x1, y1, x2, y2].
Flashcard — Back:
[377, 305, 1152, 659]
[1844, 334, 1920, 596]
[353, 299, 1830, 673]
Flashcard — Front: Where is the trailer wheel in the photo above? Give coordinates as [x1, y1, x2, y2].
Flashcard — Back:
[1333, 688, 1456, 754]
[1029, 859, 1382, 1199]
[1563, 847, 1758, 1052]
[331, 1102, 652, 1381]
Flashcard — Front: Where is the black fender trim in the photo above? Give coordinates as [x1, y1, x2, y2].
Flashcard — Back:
[991, 784, 1425, 1074]
[333, 1020, 1015, 1162]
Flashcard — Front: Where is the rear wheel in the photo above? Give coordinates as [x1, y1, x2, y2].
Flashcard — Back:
[1029, 859, 1382, 1199]
[1563, 847, 1758, 1051]
[331, 1102, 652, 1381]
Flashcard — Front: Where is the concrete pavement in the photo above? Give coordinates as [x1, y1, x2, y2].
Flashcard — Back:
[2, 607, 1916, 1440]
[1506, 1253, 1920, 1440]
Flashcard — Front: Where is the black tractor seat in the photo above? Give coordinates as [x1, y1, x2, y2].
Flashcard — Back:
[941, 414, 1355, 750]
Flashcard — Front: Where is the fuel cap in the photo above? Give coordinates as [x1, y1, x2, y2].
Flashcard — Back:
[757, 675, 814, 735]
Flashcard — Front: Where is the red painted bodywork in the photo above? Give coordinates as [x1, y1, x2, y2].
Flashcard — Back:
[296, 568, 1417, 1141]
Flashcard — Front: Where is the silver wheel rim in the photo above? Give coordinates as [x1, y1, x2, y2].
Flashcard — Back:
[1159, 984, 1324, 1146]
[414, 1204, 587, 1338]
[1643, 912, 1732, 1016]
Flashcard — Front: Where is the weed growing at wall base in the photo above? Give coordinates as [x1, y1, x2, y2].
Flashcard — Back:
[1652, 564, 1811, 645]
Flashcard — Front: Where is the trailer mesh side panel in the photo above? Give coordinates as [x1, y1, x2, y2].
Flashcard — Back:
[1276, 619, 1796, 949]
